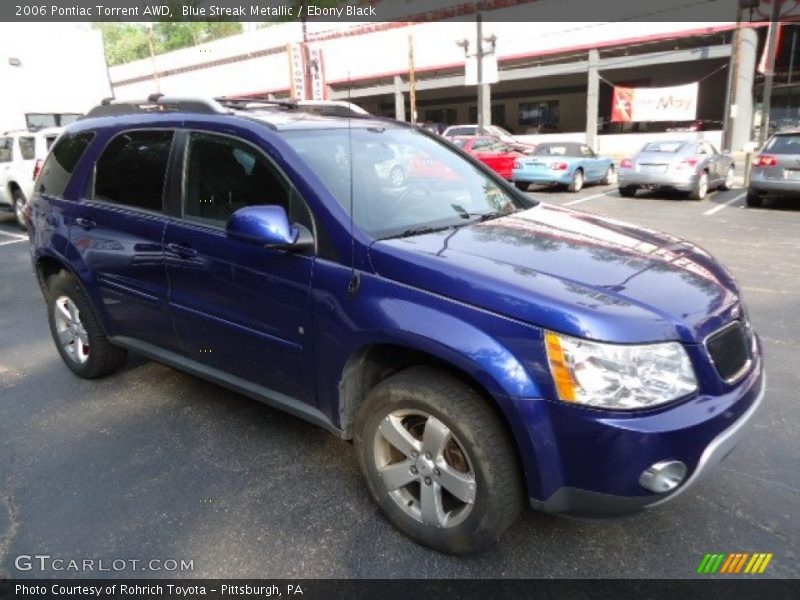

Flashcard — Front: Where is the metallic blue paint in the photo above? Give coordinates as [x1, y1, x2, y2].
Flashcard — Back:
[513, 154, 614, 186]
[227, 205, 299, 247]
[29, 111, 765, 515]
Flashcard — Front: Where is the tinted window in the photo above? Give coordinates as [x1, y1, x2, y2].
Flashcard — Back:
[19, 137, 35, 160]
[95, 130, 173, 212]
[764, 134, 800, 154]
[37, 132, 95, 197]
[185, 132, 312, 230]
[0, 137, 11, 162]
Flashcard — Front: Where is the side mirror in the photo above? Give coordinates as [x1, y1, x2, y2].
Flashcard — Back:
[226, 205, 313, 252]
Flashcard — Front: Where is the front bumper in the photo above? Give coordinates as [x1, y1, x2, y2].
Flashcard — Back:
[618, 170, 697, 191]
[519, 347, 764, 518]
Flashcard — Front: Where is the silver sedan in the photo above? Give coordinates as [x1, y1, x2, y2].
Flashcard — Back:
[618, 140, 735, 200]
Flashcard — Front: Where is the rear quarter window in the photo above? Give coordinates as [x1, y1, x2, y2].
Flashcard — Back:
[36, 132, 95, 197]
[19, 137, 36, 160]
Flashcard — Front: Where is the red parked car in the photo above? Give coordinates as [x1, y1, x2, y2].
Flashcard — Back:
[451, 136, 523, 180]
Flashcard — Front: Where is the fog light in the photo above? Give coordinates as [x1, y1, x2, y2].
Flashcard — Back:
[639, 460, 687, 493]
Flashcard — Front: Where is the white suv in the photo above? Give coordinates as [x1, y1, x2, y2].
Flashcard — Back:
[0, 127, 63, 229]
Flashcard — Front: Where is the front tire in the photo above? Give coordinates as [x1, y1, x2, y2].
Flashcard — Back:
[567, 169, 584, 193]
[46, 270, 127, 379]
[514, 181, 529, 191]
[12, 188, 27, 231]
[355, 366, 524, 554]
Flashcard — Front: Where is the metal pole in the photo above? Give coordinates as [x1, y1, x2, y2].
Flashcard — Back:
[723, 3, 743, 151]
[476, 11, 484, 128]
[788, 27, 797, 84]
[408, 34, 417, 124]
[759, 1, 783, 145]
[146, 25, 160, 93]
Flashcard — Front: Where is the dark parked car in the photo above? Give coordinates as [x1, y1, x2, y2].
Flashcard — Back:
[618, 140, 735, 200]
[27, 96, 764, 554]
[747, 130, 800, 207]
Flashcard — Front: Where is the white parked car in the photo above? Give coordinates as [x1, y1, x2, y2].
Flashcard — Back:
[0, 127, 63, 229]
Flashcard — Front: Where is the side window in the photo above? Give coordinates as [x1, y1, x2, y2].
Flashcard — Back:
[19, 137, 36, 160]
[94, 130, 173, 212]
[471, 139, 492, 151]
[36, 132, 95, 197]
[0, 137, 13, 162]
[184, 132, 312, 231]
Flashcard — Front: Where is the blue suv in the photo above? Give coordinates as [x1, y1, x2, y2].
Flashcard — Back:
[27, 97, 764, 554]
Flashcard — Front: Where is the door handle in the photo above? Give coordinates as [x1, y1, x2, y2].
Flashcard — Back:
[167, 242, 198, 259]
[74, 217, 95, 230]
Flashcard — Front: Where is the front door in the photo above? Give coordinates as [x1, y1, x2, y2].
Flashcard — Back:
[165, 131, 316, 402]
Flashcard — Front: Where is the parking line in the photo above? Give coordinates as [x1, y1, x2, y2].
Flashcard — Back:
[0, 238, 27, 246]
[0, 230, 27, 241]
[563, 190, 614, 206]
[703, 192, 746, 216]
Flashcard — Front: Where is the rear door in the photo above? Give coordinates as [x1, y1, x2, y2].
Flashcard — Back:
[70, 129, 177, 350]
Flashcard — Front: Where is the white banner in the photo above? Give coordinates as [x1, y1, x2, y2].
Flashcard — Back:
[611, 82, 698, 123]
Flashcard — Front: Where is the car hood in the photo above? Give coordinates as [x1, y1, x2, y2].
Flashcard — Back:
[368, 204, 742, 343]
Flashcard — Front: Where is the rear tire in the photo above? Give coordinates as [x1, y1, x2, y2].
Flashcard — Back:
[689, 172, 709, 200]
[601, 166, 616, 185]
[46, 270, 127, 379]
[355, 366, 524, 555]
[12, 188, 27, 231]
[619, 185, 638, 197]
[746, 191, 763, 208]
[567, 169, 584, 193]
[514, 181, 529, 191]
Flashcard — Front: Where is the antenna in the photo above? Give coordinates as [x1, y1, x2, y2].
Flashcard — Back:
[346, 71, 360, 299]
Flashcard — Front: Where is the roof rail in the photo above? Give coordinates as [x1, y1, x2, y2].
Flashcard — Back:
[82, 96, 232, 119]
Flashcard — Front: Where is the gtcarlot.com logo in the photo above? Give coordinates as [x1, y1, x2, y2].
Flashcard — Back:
[697, 552, 773, 574]
[15, 554, 194, 573]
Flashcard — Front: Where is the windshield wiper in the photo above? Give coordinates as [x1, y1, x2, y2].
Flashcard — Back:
[382, 225, 453, 240]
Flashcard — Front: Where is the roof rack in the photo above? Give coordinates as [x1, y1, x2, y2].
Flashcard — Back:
[81, 94, 381, 121]
[82, 95, 232, 119]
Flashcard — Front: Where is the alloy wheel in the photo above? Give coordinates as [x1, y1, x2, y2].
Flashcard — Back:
[373, 410, 476, 528]
[53, 296, 90, 364]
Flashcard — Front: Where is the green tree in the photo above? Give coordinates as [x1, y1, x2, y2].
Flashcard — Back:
[93, 21, 244, 66]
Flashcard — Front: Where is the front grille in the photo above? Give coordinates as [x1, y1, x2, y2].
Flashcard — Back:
[705, 321, 752, 383]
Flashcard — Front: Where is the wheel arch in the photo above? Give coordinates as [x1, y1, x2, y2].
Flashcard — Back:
[335, 339, 543, 497]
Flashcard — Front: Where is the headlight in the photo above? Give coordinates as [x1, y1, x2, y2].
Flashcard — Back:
[544, 331, 697, 410]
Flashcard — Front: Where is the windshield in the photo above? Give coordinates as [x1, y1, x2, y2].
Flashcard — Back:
[534, 143, 581, 156]
[283, 126, 534, 239]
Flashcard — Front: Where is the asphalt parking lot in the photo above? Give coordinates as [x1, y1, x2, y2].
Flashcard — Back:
[0, 182, 798, 579]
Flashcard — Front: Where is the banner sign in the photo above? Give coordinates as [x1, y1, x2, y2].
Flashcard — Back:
[287, 43, 306, 100]
[308, 47, 327, 101]
[610, 82, 698, 122]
